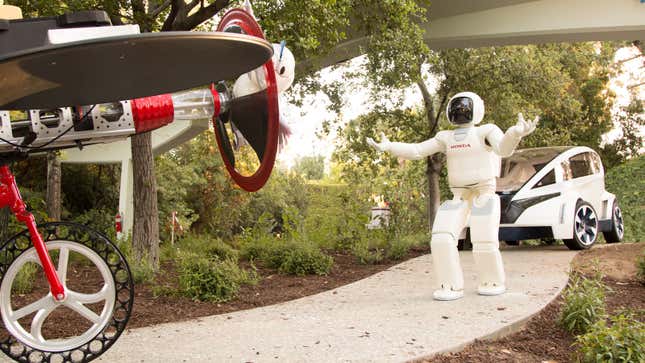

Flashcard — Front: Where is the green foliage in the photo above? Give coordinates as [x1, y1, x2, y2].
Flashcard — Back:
[240, 235, 333, 276]
[177, 252, 258, 303]
[604, 155, 645, 242]
[72, 208, 116, 239]
[387, 233, 428, 260]
[156, 135, 308, 239]
[172, 234, 239, 262]
[293, 155, 325, 180]
[574, 313, 645, 363]
[559, 272, 607, 334]
[12, 262, 38, 294]
[115, 235, 155, 284]
[272, 242, 333, 276]
[130, 256, 155, 285]
[239, 209, 333, 276]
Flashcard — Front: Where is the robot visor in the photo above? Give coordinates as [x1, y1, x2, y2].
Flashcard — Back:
[448, 97, 474, 124]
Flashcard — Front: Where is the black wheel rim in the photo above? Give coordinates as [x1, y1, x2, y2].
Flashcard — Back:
[574, 205, 597, 245]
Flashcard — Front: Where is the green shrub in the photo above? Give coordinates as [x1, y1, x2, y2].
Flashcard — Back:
[386, 233, 429, 260]
[575, 313, 645, 363]
[177, 252, 257, 302]
[12, 261, 38, 294]
[604, 155, 645, 242]
[175, 234, 239, 261]
[274, 242, 333, 276]
[72, 208, 116, 240]
[130, 256, 155, 284]
[559, 273, 606, 334]
[352, 238, 384, 265]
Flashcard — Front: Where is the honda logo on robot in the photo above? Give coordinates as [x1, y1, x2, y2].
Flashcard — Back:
[450, 143, 471, 149]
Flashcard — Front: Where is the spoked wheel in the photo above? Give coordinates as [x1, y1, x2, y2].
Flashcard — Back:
[0, 222, 133, 362]
[213, 8, 279, 192]
[563, 201, 598, 250]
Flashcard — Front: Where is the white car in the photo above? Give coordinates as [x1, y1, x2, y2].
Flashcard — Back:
[459, 146, 624, 250]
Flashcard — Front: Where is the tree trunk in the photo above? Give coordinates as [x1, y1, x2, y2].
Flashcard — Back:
[416, 78, 444, 232]
[425, 154, 443, 232]
[131, 132, 160, 269]
[46, 151, 62, 220]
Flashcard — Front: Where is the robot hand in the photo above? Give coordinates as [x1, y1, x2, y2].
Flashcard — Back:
[510, 113, 539, 137]
[366, 132, 391, 152]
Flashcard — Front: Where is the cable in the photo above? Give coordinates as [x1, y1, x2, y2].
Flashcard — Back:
[0, 104, 96, 151]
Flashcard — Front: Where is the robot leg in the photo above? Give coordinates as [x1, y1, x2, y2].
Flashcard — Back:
[470, 193, 506, 296]
[431, 200, 469, 301]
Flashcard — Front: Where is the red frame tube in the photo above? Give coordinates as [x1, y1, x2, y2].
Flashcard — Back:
[0, 166, 65, 300]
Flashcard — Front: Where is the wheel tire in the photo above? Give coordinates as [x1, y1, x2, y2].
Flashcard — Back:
[504, 240, 520, 246]
[563, 201, 599, 250]
[0, 222, 134, 363]
[603, 200, 624, 243]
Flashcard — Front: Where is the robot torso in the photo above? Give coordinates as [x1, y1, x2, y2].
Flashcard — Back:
[437, 125, 501, 188]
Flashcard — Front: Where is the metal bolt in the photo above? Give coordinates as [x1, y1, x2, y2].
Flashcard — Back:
[56, 293, 64, 300]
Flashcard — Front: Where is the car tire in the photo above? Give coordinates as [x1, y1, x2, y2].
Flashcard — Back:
[603, 200, 624, 243]
[563, 200, 598, 250]
[504, 240, 520, 246]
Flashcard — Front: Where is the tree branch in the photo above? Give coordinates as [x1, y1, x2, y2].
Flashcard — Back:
[149, 0, 172, 18]
[174, 0, 231, 31]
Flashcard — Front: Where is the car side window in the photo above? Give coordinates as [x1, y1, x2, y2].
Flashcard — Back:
[561, 160, 572, 180]
[534, 169, 556, 188]
[569, 153, 594, 178]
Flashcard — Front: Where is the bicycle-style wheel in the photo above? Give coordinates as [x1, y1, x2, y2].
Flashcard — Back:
[0, 222, 133, 362]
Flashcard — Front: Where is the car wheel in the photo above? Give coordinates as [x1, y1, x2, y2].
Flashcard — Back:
[504, 240, 520, 246]
[563, 200, 598, 250]
[603, 200, 624, 243]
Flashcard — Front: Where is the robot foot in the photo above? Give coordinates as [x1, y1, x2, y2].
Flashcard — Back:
[477, 282, 506, 296]
[433, 287, 464, 301]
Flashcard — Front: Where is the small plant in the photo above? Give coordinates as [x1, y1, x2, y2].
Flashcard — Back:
[575, 312, 645, 363]
[12, 262, 38, 294]
[177, 252, 257, 302]
[130, 256, 155, 284]
[275, 242, 334, 276]
[352, 239, 384, 265]
[177, 234, 239, 261]
[559, 272, 607, 334]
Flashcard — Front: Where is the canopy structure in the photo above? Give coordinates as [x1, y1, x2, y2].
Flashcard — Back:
[62, 0, 645, 236]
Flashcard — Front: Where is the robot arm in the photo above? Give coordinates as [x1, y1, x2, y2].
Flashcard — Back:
[366, 132, 444, 160]
[486, 113, 539, 157]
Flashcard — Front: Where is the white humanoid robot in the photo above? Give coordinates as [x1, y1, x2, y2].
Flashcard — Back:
[367, 91, 539, 301]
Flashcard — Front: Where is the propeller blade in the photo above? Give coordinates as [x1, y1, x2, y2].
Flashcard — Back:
[227, 89, 268, 161]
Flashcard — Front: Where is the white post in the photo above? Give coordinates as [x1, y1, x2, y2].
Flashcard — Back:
[118, 158, 134, 240]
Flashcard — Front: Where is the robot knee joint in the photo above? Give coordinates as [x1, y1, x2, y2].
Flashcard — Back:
[431, 232, 456, 248]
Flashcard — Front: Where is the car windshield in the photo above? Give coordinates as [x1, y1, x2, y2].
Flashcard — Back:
[496, 147, 572, 193]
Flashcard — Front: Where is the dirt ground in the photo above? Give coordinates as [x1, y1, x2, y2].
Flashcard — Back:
[423, 243, 645, 363]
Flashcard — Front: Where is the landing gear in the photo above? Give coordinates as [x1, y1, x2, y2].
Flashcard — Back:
[0, 222, 133, 363]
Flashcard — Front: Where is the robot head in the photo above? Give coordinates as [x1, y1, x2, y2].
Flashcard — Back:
[232, 42, 295, 98]
[446, 92, 485, 126]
